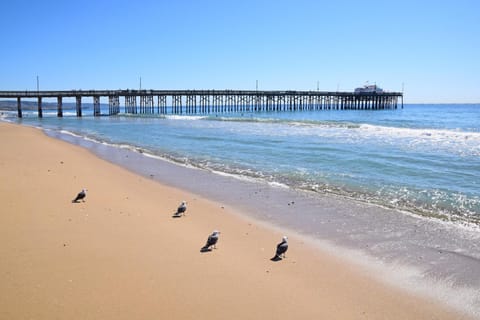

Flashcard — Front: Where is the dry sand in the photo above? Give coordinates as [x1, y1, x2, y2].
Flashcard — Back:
[0, 122, 468, 319]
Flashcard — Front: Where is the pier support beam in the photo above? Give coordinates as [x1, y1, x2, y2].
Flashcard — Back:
[200, 95, 209, 113]
[226, 95, 234, 112]
[172, 95, 182, 114]
[17, 97, 22, 118]
[125, 96, 137, 114]
[140, 95, 154, 114]
[109, 95, 120, 115]
[186, 95, 197, 113]
[37, 97, 43, 118]
[213, 95, 222, 113]
[158, 95, 167, 114]
[93, 96, 101, 116]
[76, 96, 82, 117]
[57, 96, 63, 117]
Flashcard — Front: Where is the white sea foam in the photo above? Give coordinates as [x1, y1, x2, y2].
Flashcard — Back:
[230, 120, 479, 157]
[358, 124, 480, 156]
[360, 123, 480, 140]
[267, 181, 290, 189]
[165, 115, 207, 121]
[0, 112, 14, 122]
[296, 234, 480, 319]
[261, 120, 480, 156]
[57, 129, 124, 150]
[142, 151, 200, 170]
[238, 214, 480, 319]
[206, 168, 262, 184]
[59, 129, 84, 138]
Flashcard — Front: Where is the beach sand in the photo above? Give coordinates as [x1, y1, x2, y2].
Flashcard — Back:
[0, 122, 468, 319]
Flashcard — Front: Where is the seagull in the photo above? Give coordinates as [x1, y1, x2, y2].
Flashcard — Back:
[72, 189, 87, 203]
[173, 201, 187, 217]
[202, 230, 220, 251]
[274, 236, 288, 260]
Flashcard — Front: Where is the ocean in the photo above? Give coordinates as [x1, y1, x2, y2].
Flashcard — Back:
[7, 103, 480, 226]
[2, 103, 480, 315]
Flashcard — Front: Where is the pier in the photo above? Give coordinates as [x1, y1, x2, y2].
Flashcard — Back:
[0, 89, 403, 118]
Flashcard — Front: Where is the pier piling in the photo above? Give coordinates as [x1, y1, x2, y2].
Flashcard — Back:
[37, 97, 43, 118]
[17, 97, 22, 118]
[57, 97, 63, 117]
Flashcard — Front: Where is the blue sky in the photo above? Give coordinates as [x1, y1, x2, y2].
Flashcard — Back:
[1, 0, 479, 103]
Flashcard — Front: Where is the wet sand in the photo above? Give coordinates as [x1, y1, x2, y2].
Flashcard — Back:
[0, 122, 471, 319]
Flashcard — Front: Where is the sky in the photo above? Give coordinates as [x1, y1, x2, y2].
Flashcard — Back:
[1, 0, 479, 103]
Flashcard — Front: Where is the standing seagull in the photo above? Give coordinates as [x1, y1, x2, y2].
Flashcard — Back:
[273, 236, 288, 260]
[173, 201, 187, 217]
[201, 230, 220, 251]
[72, 189, 87, 203]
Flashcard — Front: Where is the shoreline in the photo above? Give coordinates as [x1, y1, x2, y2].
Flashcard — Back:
[46, 123, 480, 297]
[0, 121, 476, 319]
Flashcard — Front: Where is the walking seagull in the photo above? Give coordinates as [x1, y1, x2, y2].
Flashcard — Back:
[173, 201, 187, 217]
[72, 189, 87, 203]
[272, 236, 288, 261]
[201, 230, 220, 251]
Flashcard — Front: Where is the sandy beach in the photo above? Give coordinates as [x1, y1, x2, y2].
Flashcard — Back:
[0, 122, 469, 319]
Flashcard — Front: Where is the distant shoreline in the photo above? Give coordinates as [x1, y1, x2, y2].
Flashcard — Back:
[0, 100, 63, 111]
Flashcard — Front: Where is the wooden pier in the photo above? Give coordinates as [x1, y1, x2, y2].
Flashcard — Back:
[0, 89, 403, 118]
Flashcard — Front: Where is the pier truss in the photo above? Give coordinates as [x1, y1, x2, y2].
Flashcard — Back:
[0, 90, 403, 118]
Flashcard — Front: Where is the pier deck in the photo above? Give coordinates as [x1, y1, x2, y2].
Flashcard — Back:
[0, 89, 403, 118]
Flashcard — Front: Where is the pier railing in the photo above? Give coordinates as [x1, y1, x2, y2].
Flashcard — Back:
[0, 89, 403, 118]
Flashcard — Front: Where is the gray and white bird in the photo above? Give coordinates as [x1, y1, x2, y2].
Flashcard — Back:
[174, 201, 187, 217]
[72, 189, 87, 203]
[202, 230, 220, 251]
[274, 236, 288, 260]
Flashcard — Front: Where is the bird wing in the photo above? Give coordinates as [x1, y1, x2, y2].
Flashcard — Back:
[276, 242, 288, 254]
[207, 235, 218, 246]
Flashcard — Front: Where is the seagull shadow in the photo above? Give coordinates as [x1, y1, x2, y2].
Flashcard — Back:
[171, 212, 183, 218]
[200, 247, 213, 253]
[270, 256, 283, 262]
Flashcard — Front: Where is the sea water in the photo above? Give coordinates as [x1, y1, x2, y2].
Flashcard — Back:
[9, 104, 480, 226]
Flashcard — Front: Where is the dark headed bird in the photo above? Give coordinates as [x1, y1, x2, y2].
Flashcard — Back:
[272, 236, 288, 260]
[173, 201, 187, 217]
[72, 189, 87, 203]
[201, 230, 220, 251]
